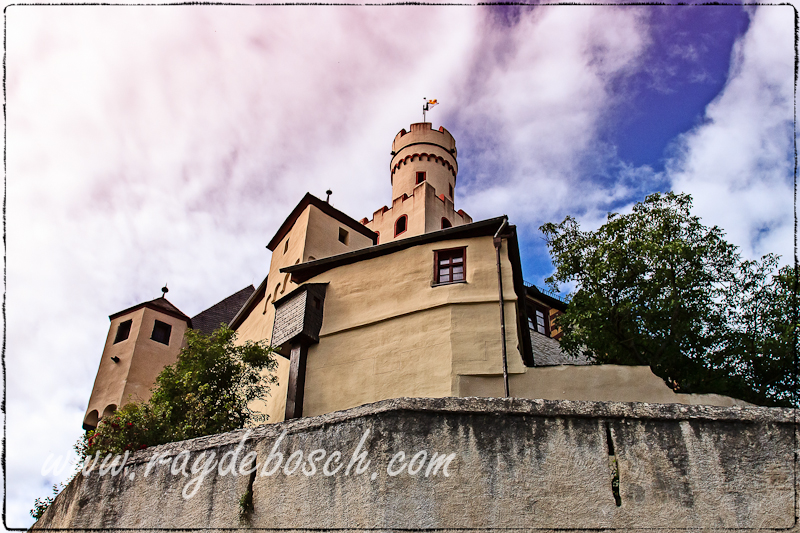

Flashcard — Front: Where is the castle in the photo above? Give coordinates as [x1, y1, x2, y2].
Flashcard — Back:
[82, 122, 750, 431]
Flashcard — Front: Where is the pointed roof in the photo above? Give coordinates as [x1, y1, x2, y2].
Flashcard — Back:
[191, 285, 256, 335]
[109, 296, 192, 324]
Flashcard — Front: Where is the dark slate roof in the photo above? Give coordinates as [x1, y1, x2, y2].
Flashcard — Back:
[531, 331, 591, 366]
[191, 285, 256, 335]
[109, 297, 191, 324]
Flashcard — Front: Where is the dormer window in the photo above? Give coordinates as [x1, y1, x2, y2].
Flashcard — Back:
[416, 172, 426, 185]
[395, 215, 408, 237]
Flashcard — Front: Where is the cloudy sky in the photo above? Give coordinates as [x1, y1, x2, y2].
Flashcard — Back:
[4, 3, 795, 527]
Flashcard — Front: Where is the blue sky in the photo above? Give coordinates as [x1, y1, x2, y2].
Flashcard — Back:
[4, 4, 795, 527]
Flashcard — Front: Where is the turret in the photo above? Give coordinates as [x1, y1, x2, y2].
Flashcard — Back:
[82, 294, 190, 430]
[364, 123, 471, 243]
[390, 123, 458, 202]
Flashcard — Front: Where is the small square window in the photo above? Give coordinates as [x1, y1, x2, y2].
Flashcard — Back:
[338, 228, 349, 245]
[416, 171, 426, 185]
[434, 248, 466, 285]
[113, 319, 132, 344]
[151, 320, 172, 345]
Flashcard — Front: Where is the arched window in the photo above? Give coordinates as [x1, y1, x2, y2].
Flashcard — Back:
[441, 218, 452, 229]
[83, 409, 99, 430]
[102, 404, 117, 419]
[395, 215, 408, 237]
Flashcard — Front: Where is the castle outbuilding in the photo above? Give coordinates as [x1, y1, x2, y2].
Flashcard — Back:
[83, 122, 750, 430]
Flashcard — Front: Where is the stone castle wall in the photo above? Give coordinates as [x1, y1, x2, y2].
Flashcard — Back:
[35, 397, 797, 531]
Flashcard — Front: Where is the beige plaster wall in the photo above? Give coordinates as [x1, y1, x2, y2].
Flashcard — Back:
[251, 203, 376, 350]
[313, 236, 516, 337]
[84, 308, 146, 425]
[274, 235, 521, 418]
[450, 300, 526, 380]
[304, 204, 373, 261]
[236, 203, 374, 424]
[303, 306, 454, 416]
[122, 308, 188, 404]
[457, 364, 754, 407]
[234, 291, 274, 344]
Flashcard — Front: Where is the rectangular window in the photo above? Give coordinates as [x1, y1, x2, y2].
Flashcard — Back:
[151, 320, 172, 345]
[434, 247, 466, 285]
[449, 183, 454, 198]
[527, 305, 550, 336]
[416, 171, 426, 185]
[536, 309, 546, 333]
[338, 227, 349, 245]
[113, 319, 132, 344]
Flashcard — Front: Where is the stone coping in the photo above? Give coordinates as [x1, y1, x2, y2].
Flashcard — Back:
[105, 396, 795, 466]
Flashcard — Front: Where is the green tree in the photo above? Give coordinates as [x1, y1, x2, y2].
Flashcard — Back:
[541, 191, 796, 406]
[83, 325, 278, 457]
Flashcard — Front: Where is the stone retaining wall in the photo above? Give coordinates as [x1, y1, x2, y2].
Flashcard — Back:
[34, 397, 797, 531]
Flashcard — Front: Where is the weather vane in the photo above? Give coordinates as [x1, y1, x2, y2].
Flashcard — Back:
[423, 98, 438, 122]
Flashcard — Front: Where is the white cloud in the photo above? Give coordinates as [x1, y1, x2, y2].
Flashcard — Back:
[666, 5, 794, 262]
[449, 6, 652, 228]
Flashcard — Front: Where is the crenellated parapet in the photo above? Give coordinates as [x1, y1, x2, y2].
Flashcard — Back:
[391, 152, 457, 182]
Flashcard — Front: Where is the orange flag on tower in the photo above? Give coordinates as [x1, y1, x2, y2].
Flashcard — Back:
[423, 98, 439, 122]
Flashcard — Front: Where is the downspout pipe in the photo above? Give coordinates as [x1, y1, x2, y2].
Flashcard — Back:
[494, 216, 510, 398]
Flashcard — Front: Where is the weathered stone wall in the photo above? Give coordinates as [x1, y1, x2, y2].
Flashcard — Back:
[34, 397, 796, 531]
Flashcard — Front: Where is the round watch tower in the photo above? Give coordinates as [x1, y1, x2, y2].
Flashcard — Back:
[390, 123, 458, 202]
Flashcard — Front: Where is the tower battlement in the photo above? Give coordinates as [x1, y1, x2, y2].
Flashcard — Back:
[391, 123, 457, 183]
[362, 122, 469, 244]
